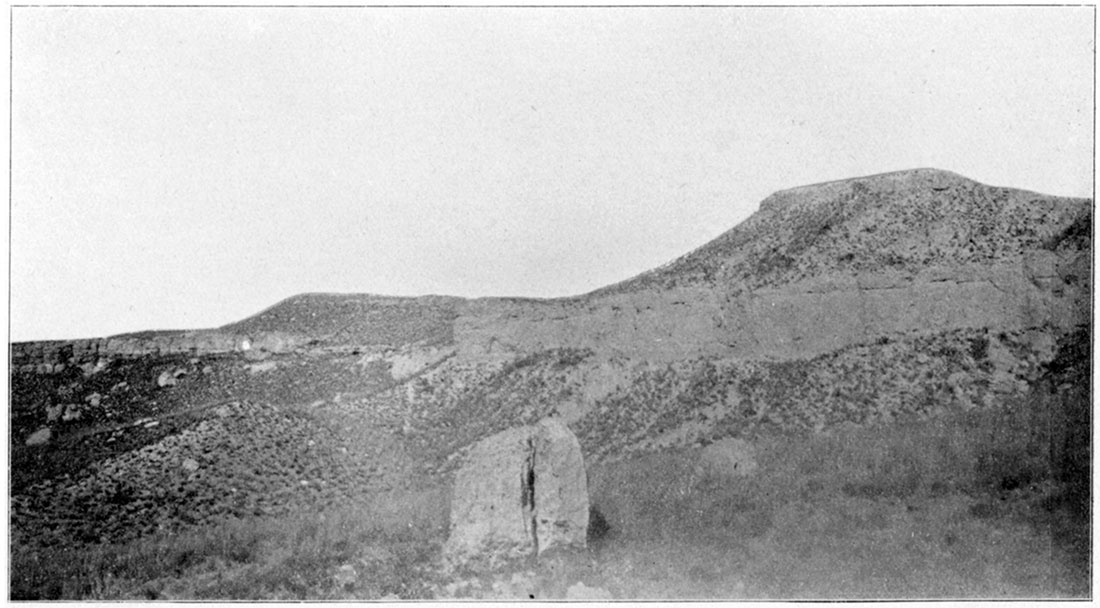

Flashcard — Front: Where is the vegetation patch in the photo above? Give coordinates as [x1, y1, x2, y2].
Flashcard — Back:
[583, 400, 1088, 598]
[11, 497, 446, 601]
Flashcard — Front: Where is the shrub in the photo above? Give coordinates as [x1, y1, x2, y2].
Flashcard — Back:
[968, 335, 989, 360]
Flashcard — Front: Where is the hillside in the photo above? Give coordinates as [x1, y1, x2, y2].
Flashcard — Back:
[597, 168, 1084, 294]
[9, 168, 1092, 600]
[219, 293, 462, 348]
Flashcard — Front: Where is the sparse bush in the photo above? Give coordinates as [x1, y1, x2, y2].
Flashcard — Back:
[555, 348, 593, 369]
[881, 252, 907, 267]
[968, 335, 989, 361]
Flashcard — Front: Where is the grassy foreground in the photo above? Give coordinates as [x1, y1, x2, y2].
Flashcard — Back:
[588, 409, 1089, 599]
[10, 488, 449, 600]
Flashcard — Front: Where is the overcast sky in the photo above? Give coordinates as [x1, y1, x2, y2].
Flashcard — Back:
[10, 6, 1094, 341]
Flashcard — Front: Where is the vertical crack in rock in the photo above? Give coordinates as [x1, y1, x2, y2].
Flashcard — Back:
[521, 438, 538, 556]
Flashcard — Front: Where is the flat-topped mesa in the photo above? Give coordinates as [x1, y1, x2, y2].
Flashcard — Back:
[759, 168, 973, 212]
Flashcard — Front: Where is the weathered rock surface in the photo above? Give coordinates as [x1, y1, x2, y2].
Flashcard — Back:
[11, 331, 245, 372]
[445, 419, 588, 568]
[531, 419, 589, 553]
[454, 289, 727, 363]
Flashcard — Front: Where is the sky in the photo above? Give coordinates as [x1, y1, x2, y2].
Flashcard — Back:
[9, 6, 1095, 341]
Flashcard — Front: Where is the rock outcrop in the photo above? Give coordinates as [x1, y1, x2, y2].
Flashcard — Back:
[10, 331, 245, 373]
[24, 427, 51, 446]
[445, 419, 589, 569]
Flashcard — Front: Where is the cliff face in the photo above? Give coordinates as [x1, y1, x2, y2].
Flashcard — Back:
[10, 332, 244, 372]
[452, 288, 727, 363]
[451, 254, 1083, 363]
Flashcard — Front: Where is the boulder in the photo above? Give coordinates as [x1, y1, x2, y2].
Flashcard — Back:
[25, 427, 52, 446]
[444, 418, 589, 569]
[156, 371, 177, 387]
[62, 403, 83, 421]
[45, 404, 64, 422]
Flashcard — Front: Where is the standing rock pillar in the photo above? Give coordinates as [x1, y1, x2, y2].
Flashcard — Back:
[531, 419, 588, 554]
[444, 418, 589, 569]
